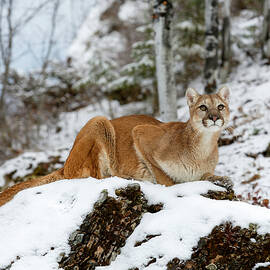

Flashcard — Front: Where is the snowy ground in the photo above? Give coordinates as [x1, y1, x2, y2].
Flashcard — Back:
[0, 53, 270, 270]
[1, 178, 270, 270]
[216, 62, 270, 206]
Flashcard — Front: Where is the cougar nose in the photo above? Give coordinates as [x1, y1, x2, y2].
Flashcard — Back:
[209, 114, 219, 122]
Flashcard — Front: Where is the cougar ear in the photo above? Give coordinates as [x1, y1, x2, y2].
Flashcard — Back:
[186, 87, 200, 106]
[218, 86, 230, 103]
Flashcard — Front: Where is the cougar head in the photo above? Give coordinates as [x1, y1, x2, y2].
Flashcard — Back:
[185, 86, 230, 132]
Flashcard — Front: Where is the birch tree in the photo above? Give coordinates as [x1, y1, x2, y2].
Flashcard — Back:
[152, 0, 177, 122]
[262, 0, 270, 61]
[204, 0, 219, 93]
[220, 0, 231, 83]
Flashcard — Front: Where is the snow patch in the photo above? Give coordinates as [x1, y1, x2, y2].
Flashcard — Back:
[118, 1, 149, 22]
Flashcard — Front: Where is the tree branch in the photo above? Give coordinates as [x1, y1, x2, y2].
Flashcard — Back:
[41, 0, 60, 74]
[13, 0, 54, 35]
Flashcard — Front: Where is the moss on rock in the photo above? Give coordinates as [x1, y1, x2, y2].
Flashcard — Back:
[167, 222, 270, 270]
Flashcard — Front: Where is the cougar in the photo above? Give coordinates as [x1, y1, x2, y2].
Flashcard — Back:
[0, 86, 232, 206]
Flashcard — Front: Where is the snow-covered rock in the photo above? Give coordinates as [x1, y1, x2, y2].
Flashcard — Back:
[0, 178, 270, 270]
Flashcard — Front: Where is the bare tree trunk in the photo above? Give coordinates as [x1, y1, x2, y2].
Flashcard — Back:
[204, 0, 219, 93]
[262, 0, 270, 62]
[220, 0, 231, 83]
[0, 0, 13, 147]
[153, 0, 177, 122]
[0, 0, 13, 116]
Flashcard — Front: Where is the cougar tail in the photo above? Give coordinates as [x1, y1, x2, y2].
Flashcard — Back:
[0, 168, 64, 207]
[63, 116, 116, 179]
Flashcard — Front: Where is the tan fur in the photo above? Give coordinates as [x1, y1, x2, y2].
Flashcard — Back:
[0, 87, 231, 206]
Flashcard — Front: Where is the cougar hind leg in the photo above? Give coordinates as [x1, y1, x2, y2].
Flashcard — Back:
[63, 116, 116, 179]
[0, 116, 116, 207]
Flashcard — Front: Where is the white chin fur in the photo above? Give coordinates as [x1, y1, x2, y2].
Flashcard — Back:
[203, 119, 223, 130]
[208, 125, 221, 131]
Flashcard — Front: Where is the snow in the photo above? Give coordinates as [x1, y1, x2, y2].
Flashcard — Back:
[175, 21, 204, 31]
[1, 3, 270, 270]
[68, 0, 150, 71]
[118, 0, 149, 22]
[0, 178, 123, 269]
[253, 262, 270, 269]
[1, 178, 270, 270]
[0, 150, 67, 187]
[215, 61, 270, 205]
[231, 10, 263, 48]
[68, 0, 122, 68]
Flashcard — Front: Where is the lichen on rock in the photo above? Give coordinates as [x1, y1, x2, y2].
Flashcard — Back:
[203, 188, 237, 201]
[59, 183, 163, 269]
[167, 222, 270, 270]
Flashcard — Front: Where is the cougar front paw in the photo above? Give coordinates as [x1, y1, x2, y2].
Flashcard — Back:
[212, 176, 233, 191]
[201, 174, 234, 191]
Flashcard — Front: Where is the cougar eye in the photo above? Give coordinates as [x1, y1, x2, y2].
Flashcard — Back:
[218, 104, 225, 111]
[199, 105, 207, 111]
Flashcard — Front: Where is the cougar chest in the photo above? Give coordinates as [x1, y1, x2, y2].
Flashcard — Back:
[156, 157, 201, 183]
[156, 143, 218, 183]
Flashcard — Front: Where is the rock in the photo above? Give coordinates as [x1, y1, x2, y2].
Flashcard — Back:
[205, 263, 217, 270]
[59, 185, 270, 270]
[59, 184, 163, 269]
[167, 222, 270, 270]
[263, 143, 270, 157]
[203, 189, 237, 201]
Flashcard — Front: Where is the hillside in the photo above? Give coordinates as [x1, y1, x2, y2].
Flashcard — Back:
[0, 1, 270, 270]
[0, 56, 269, 270]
